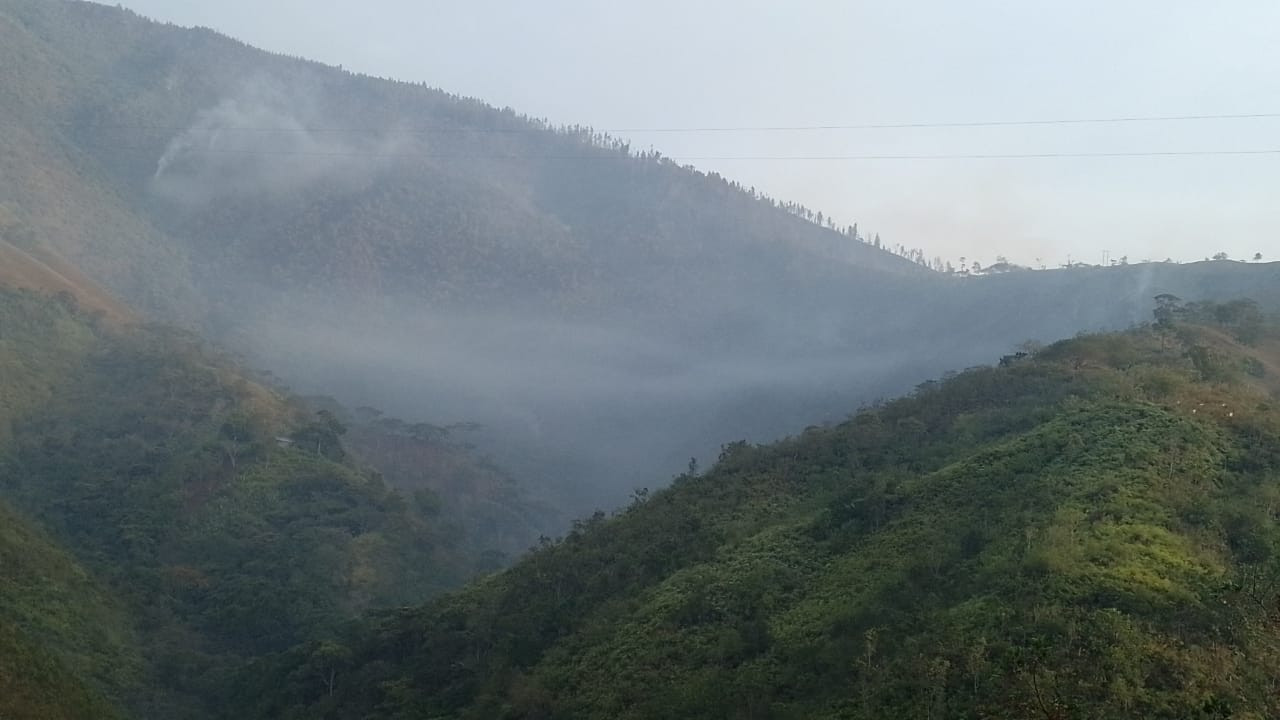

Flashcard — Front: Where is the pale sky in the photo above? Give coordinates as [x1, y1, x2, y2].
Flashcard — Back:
[105, 1, 1280, 267]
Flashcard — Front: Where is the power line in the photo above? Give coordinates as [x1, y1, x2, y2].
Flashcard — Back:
[116, 146, 1280, 161]
[40, 111, 1280, 136]
[610, 112, 1280, 133]
[670, 149, 1280, 161]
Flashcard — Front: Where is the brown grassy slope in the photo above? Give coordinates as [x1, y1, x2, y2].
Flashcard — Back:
[1181, 324, 1280, 399]
[0, 238, 134, 324]
[0, 5, 202, 320]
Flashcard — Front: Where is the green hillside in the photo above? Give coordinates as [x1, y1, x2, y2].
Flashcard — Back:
[0, 620, 123, 720]
[246, 301, 1280, 719]
[0, 284, 550, 718]
[5, 4, 1280, 716]
[0, 500, 132, 720]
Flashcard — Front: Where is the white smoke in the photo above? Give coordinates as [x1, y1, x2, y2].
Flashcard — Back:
[151, 76, 412, 204]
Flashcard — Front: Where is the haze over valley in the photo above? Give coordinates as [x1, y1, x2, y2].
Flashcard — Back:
[2, 2, 1280, 718]
[5, 0, 1279, 515]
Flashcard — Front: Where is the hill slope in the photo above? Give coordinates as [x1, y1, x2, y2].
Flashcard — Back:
[0, 0, 921, 317]
[248, 304, 1280, 719]
[0, 620, 124, 720]
[3, 0, 1279, 514]
[0, 283, 551, 718]
[0, 500, 133, 720]
[0, 237, 133, 324]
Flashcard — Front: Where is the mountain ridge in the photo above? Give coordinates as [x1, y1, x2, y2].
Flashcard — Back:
[2, 5, 1280, 717]
[4, 0, 1280, 514]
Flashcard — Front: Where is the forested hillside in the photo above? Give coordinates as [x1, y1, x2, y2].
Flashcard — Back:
[5, 0, 1278, 514]
[7, 3, 1280, 719]
[0, 500, 131, 720]
[246, 300, 1280, 719]
[0, 0, 919, 321]
[0, 284, 548, 718]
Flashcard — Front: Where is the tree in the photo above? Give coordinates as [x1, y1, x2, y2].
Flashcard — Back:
[1185, 344, 1224, 381]
[303, 640, 352, 698]
[1213, 252, 1230, 261]
[1212, 298, 1264, 344]
[1255, 253, 1264, 262]
[408, 422, 446, 442]
[218, 412, 263, 470]
[293, 410, 348, 460]
[1153, 294, 1183, 328]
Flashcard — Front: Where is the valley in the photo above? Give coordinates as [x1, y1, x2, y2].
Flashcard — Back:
[1, 1, 1278, 718]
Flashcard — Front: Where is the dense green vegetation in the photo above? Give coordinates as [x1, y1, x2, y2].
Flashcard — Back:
[0, 500, 132, 719]
[243, 303, 1280, 719]
[5, 3, 1280, 717]
[335, 404, 558, 564]
[0, 286, 546, 718]
[0, 619, 123, 720]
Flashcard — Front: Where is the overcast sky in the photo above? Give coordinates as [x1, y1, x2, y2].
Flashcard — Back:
[107, 0, 1279, 267]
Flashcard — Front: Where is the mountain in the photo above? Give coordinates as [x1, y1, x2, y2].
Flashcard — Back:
[0, 0, 920, 324]
[0, 0, 931, 510]
[5, 3, 1280, 718]
[244, 301, 1280, 719]
[5, 0, 1276, 515]
[0, 279, 550, 718]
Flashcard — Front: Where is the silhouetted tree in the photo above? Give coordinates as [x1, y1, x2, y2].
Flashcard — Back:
[293, 410, 348, 460]
[1153, 293, 1183, 328]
